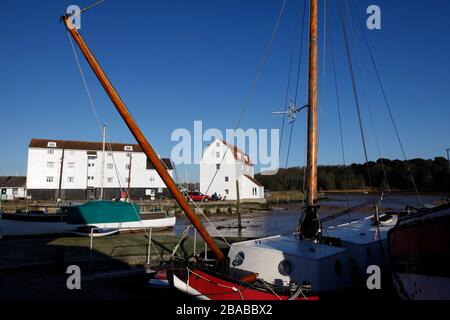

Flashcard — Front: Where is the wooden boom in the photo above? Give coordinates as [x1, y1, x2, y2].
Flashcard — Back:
[62, 16, 225, 261]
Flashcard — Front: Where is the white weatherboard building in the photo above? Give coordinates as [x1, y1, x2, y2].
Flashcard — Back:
[200, 139, 264, 200]
[26, 139, 173, 200]
[0, 177, 27, 200]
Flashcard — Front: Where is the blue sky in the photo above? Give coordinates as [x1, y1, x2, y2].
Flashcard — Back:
[0, 0, 449, 182]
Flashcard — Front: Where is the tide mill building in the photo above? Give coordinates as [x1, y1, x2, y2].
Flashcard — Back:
[26, 139, 173, 200]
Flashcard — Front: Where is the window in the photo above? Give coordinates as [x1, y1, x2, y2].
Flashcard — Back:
[107, 152, 113, 157]
[126, 152, 132, 158]
[107, 177, 113, 183]
[87, 176, 94, 180]
[150, 177, 155, 182]
[252, 187, 257, 196]
[124, 146, 133, 151]
[68, 162, 75, 168]
[216, 164, 221, 170]
[47, 149, 54, 155]
[67, 177, 75, 183]
[216, 152, 220, 158]
[126, 164, 131, 170]
[158, 188, 163, 193]
[88, 163, 95, 167]
[225, 176, 229, 182]
[47, 162, 54, 168]
[107, 163, 113, 169]
[225, 189, 229, 195]
[12, 188, 18, 195]
[46, 176, 54, 183]
[47, 142, 57, 148]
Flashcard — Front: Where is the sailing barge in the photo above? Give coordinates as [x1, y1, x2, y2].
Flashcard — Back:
[60, 0, 450, 300]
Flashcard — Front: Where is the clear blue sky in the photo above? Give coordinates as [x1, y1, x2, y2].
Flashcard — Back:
[0, 0, 449, 182]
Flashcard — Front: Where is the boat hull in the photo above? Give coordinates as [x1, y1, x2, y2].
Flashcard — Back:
[388, 205, 450, 300]
[0, 215, 176, 237]
[170, 267, 318, 301]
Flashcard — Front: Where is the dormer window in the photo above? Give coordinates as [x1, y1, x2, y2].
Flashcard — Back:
[124, 146, 133, 151]
[47, 142, 57, 148]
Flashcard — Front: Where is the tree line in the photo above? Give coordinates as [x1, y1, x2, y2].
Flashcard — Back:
[255, 157, 450, 192]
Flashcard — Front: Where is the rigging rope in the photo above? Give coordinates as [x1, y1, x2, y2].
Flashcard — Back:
[200, 0, 287, 205]
[352, 0, 422, 204]
[344, 0, 390, 193]
[285, 0, 307, 169]
[279, 1, 299, 166]
[329, 19, 350, 211]
[67, 31, 150, 237]
[337, 0, 372, 188]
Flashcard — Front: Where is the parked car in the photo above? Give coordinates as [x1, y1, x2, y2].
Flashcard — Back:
[186, 191, 211, 202]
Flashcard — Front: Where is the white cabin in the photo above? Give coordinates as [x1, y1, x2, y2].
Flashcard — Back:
[199, 139, 264, 200]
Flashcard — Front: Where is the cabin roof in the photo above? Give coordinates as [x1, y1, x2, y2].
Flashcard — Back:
[0, 176, 26, 188]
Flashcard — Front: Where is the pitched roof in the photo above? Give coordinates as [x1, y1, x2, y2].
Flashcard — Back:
[220, 140, 253, 166]
[243, 174, 263, 187]
[29, 138, 144, 152]
[0, 176, 26, 188]
[28, 139, 173, 170]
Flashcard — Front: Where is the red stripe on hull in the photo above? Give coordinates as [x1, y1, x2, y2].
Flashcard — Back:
[187, 269, 319, 301]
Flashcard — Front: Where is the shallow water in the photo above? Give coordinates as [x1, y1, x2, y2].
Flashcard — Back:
[165, 194, 443, 239]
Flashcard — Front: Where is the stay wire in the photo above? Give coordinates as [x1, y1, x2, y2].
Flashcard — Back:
[337, 0, 372, 188]
[344, 0, 390, 192]
[352, 0, 422, 204]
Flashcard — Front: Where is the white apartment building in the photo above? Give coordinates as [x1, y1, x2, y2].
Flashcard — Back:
[200, 139, 264, 200]
[26, 139, 173, 200]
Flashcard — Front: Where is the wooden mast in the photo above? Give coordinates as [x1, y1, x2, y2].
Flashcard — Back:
[306, 0, 318, 207]
[299, 0, 320, 239]
[63, 16, 225, 261]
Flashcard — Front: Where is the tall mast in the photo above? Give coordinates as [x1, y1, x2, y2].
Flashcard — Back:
[306, 0, 318, 207]
[100, 124, 106, 200]
[299, 0, 320, 240]
[62, 16, 225, 261]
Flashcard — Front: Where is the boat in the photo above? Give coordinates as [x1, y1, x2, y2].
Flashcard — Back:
[60, 6, 314, 300]
[59, 1, 431, 300]
[0, 201, 176, 237]
[71, 225, 120, 237]
[388, 203, 450, 299]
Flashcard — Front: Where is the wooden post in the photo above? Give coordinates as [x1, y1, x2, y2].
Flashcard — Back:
[236, 180, 242, 229]
[446, 148, 450, 173]
[127, 152, 132, 196]
[63, 17, 225, 262]
[57, 145, 65, 202]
